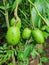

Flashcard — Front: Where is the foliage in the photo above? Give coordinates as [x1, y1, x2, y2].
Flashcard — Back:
[0, 0, 49, 65]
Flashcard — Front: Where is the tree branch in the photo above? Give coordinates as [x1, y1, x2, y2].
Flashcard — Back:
[3, 0, 10, 29]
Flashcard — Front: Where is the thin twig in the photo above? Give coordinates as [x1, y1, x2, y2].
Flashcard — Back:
[19, 8, 27, 19]
[12, 55, 16, 65]
[14, 3, 18, 20]
[11, 46, 16, 65]
[0, 10, 5, 15]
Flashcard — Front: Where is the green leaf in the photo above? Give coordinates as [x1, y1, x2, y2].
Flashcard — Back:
[23, 45, 31, 59]
[41, 26, 47, 31]
[38, 62, 42, 65]
[45, 26, 49, 33]
[0, 6, 5, 10]
[8, 63, 13, 65]
[31, 0, 49, 27]
[3, 43, 7, 47]
[18, 58, 29, 65]
[3, 54, 8, 63]
[11, 0, 17, 13]
[40, 57, 49, 63]
[45, 18, 49, 27]
[31, 1, 42, 28]
[5, 3, 11, 10]
[38, 18, 42, 28]
[17, 51, 24, 61]
[17, 44, 34, 61]
[31, 48, 39, 59]
[11, 0, 22, 13]
[0, 47, 3, 50]
[42, 32, 49, 39]
[38, 48, 43, 54]
[16, 0, 22, 4]
[41, 25, 49, 32]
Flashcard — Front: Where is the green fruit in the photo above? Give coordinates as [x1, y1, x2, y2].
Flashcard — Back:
[16, 17, 21, 29]
[6, 26, 20, 45]
[10, 17, 15, 26]
[10, 17, 21, 29]
[32, 29, 44, 43]
[22, 28, 31, 39]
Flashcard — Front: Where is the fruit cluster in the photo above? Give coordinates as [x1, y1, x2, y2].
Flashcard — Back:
[6, 17, 44, 46]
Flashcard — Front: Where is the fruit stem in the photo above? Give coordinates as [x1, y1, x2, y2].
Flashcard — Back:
[28, 0, 49, 27]
[14, 3, 18, 21]
[3, 0, 10, 29]
[14, 2, 19, 26]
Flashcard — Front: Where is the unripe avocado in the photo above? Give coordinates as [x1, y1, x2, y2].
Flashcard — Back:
[6, 26, 20, 45]
[10, 17, 21, 29]
[32, 29, 44, 43]
[22, 28, 31, 39]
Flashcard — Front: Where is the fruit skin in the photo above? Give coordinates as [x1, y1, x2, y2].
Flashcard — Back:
[32, 29, 44, 44]
[6, 26, 20, 45]
[10, 17, 21, 29]
[22, 28, 31, 39]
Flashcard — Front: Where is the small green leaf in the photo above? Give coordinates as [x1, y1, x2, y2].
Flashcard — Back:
[17, 51, 24, 61]
[38, 48, 43, 53]
[23, 45, 31, 59]
[6, 3, 11, 10]
[31, 1, 42, 28]
[38, 62, 42, 65]
[45, 26, 49, 33]
[11, 0, 17, 13]
[8, 63, 13, 65]
[31, 48, 39, 59]
[41, 25, 49, 33]
[45, 18, 49, 27]
[11, 0, 22, 13]
[41, 26, 47, 31]
[16, 0, 22, 4]
[42, 32, 49, 39]
[38, 18, 42, 28]
[0, 6, 5, 10]
[0, 47, 3, 50]
[41, 57, 49, 63]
